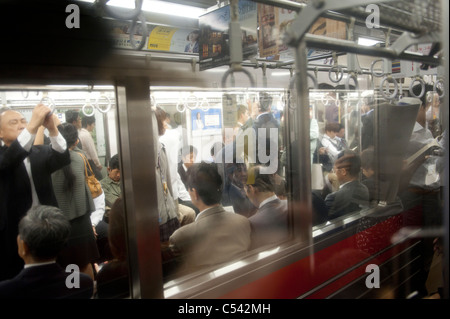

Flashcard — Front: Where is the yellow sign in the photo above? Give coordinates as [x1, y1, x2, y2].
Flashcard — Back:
[148, 26, 178, 51]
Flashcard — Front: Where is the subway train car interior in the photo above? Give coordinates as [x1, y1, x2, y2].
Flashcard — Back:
[0, 0, 448, 301]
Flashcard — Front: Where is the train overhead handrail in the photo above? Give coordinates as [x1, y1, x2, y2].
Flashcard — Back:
[345, 72, 359, 91]
[39, 96, 56, 114]
[221, 66, 256, 88]
[288, 72, 318, 110]
[129, 13, 149, 51]
[433, 78, 445, 98]
[82, 94, 112, 116]
[380, 75, 399, 101]
[409, 76, 426, 98]
[370, 59, 385, 78]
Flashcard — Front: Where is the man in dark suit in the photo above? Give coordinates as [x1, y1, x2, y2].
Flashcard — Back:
[245, 165, 288, 250]
[252, 92, 280, 174]
[325, 152, 370, 220]
[0, 104, 71, 281]
[178, 145, 197, 190]
[0, 205, 93, 298]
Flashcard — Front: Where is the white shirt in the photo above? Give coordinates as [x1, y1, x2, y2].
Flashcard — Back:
[19, 128, 67, 208]
[259, 194, 278, 208]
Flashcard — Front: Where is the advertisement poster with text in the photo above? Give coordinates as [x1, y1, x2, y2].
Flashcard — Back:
[199, 0, 257, 71]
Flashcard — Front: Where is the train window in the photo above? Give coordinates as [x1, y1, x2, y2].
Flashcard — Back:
[0, 87, 131, 299]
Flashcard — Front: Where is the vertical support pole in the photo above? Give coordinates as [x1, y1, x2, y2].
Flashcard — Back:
[115, 77, 163, 299]
[290, 40, 312, 243]
[441, 0, 449, 300]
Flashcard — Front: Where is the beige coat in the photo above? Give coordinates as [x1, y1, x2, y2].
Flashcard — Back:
[169, 205, 251, 272]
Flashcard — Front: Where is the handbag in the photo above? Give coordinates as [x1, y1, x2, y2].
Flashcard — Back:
[311, 163, 325, 190]
[77, 152, 103, 199]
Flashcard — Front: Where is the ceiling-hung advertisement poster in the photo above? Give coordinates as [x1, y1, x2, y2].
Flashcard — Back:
[257, 1, 346, 62]
[199, 0, 258, 71]
[108, 20, 199, 54]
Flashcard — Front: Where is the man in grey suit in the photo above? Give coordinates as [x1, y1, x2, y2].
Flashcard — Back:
[169, 162, 251, 273]
[245, 166, 288, 250]
[325, 152, 370, 220]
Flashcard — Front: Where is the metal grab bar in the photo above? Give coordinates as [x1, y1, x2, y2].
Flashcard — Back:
[39, 96, 56, 115]
[82, 95, 112, 116]
[345, 72, 359, 91]
[129, 13, 149, 51]
[370, 59, 385, 78]
[380, 75, 399, 100]
[288, 72, 318, 110]
[328, 65, 344, 83]
[433, 78, 445, 98]
[221, 67, 256, 88]
[409, 76, 426, 98]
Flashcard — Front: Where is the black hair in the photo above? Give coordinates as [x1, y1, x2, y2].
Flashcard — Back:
[187, 162, 222, 205]
[181, 144, 198, 158]
[65, 110, 80, 124]
[246, 165, 275, 193]
[411, 83, 434, 108]
[334, 153, 361, 177]
[58, 123, 78, 193]
[18, 205, 71, 261]
[81, 116, 95, 128]
[109, 154, 120, 170]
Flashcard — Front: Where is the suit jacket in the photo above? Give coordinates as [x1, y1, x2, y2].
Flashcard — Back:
[178, 163, 189, 189]
[0, 140, 70, 280]
[0, 263, 93, 299]
[248, 198, 288, 249]
[325, 180, 370, 220]
[169, 205, 250, 272]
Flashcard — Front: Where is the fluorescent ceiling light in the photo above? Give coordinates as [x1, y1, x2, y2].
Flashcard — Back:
[358, 37, 382, 47]
[79, 0, 206, 19]
[271, 71, 291, 77]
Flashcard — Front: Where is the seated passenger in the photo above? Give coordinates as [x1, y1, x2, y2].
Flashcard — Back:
[169, 162, 251, 273]
[178, 145, 197, 190]
[100, 154, 121, 208]
[96, 197, 129, 299]
[325, 153, 370, 220]
[360, 147, 377, 204]
[0, 205, 93, 299]
[245, 166, 289, 249]
[317, 122, 342, 173]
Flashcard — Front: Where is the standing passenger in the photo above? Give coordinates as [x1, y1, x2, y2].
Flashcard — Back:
[51, 123, 100, 281]
[78, 116, 103, 180]
[0, 104, 70, 281]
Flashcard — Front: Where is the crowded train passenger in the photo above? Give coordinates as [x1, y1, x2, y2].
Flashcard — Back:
[169, 162, 251, 273]
[0, 205, 93, 299]
[96, 197, 129, 299]
[0, 104, 70, 281]
[52, 123, 100, 281]
[245, 166, 288, 250]
[397, 84, 444, 298]
[360, 147, 377, 204]
[252, 92, 280, 173]
[64, 109, 83, 149]
[154, 107, 181, 242]
[318, 122, 342, 173]
[79, 116, 103, 180]
[100, 154, 121, 208]
[178, 144, 198, 190]
[97, 154, 122, 262]
[156, 107, 195, 228]
[325, 152, 370, 220]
